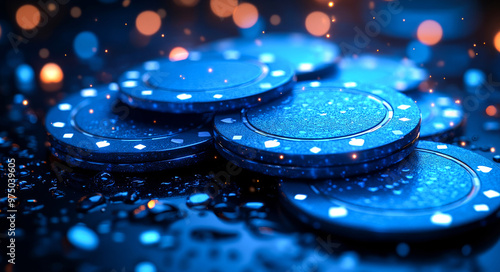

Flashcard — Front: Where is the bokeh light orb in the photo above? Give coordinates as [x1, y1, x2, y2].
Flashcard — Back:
[417, 20, 443, 46]
[464, 68, 486, 87]
[174, 0, 200, 7]
[40, 63, 64, 83]
[169, 47, 189, 61]
[136, 11, 162, 36]
[233, 3, 259, 29]
[16, 5, 41, 30]
[40, 63, 64, 92]
[71, 7, 82, 18]
[270, 15, 281, 26]
[305, 11, 330, 36]
[494, 31, 500, 53]
[73, 31, 99, 59]
[211, 0, 238, 18]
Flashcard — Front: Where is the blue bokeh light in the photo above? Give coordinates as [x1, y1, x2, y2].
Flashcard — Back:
[406, 40, 431, 64]
[74, 31, 99, 59]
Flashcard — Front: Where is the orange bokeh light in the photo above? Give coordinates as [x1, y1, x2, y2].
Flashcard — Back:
[233, 3, 259, 29]
[486, 105, 497, 116]
[40, 63, 63, 84]
[136, 11, 161, 36]
[210, 0, 238, 18]
[270, 14, 281, 26]
[169, 47, 189, 61]
[417, 20, 443, 46]
[305, 11, 330, 36]
[494, 31, 500, 53]
[175, 0, 199, 7]
[70, 7, 82, 18]
[16, 5, 41, 30]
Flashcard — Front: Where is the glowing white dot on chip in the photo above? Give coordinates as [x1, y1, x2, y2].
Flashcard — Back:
[310, 147, 321, 153]
[121, 80, 137, 88]
[96, 141, 110, 148]
[176, 93, 192, 100]
[63, 133, 74, 138]
[141, 90, 153, 96]
[298, 63, 313, 72]
[81, 88, 97, 97]
[213, 94, 223, 99]
[328, 207, 348, 218]
[294, 194, 307, 200]
[343, 82, 357, 88]
[484, 190, 500, 198]
[58, 103, 72, 111]
[126, 71, 140, 79]
[309, 81, 321, 87]
[473, 204, 489, 212]
[259, 83, 272, 89]
[52, 122, 65, 128]
[259, 53, 275, 63]
[134, 144, 146, 150]
[430, 213, 452, 226]
[397, 105, 411, 110]
[233, 135, 242, 140]
[271, 70, 285, 77]
[437, 145, 448, 149]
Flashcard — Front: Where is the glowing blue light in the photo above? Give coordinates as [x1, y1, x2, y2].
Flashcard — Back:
[67, 224, 99, 251]
[464, 68, 485, 87]
[135, 262, 157, 272]
[406, 40, 431, 64]
[16, 64, 34, 82]
[73, 31, 99, 59]
[188, 193, 210, 204]
[139, 230, 160, 245]
[244, 202, 264, 209]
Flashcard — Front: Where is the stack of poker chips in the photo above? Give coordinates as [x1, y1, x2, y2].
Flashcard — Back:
[45, 32, 499, 241]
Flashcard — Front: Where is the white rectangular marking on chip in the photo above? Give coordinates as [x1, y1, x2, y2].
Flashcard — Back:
[63, 133, 74, 139]
[58, 103, 72, 111]
[126, 71, 140, 79]
[264, 140, 280, 148]
[144, 61, 160, 71]
[171, 139, 184, 144]
[392, 130, 403, 136]
[259, 83, 272, 89]
[141, 90, 153, 96]
[437, 145, 448, 149]
[343, 82, 357, 88]
[431, 213, 452, 226]
[294, 194, 307, 200]
[81, 88, 97, 97]
[223, 50, 240, 60]
[96, 141, 110, 148]
[443, 109, 460, 118]
[473, 204, 489, 212]
[484, 190, 500, 198]
[310, 147, 321, 153]
[259, 53, 275, 63]
[298, 63, 313, 72]
[397, 105, 411, 110]
[134, 144, 146, 150]
[477, 166, 492, 173]
[328, 207, 348, 218]
[232, 135, 242, 140]
[433, 123, 445, 129]
[198, 132, 211, 137]
[399, 118, 410, 122]
[213, 94, 223, 99]
[309, 81, 321, 87]
[52, 122, 65, 128]
[271, 70, 285, 77]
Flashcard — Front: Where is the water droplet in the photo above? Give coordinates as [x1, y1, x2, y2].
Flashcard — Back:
[93, 171, 115, 187]
[213, 203, 240, 221]
[186, 193, 211, 209]
[139, 230, 161, 245]
[77, 193, 106, 212]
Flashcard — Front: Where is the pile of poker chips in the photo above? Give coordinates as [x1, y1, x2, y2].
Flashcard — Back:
[45, 33, 499, 241]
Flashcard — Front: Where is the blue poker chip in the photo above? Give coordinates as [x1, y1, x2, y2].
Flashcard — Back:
[409, 91, 465, 142]
[279, 141, 500, 241]
[45, 84, 213, 163]
[215, 139, 417, 179]
[118, 51, 295, 113]
[214, 81, 421, 168]
[202, 33, 340, 80]
[328, 54, 428, 92]
[50, 147, 212, 172]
